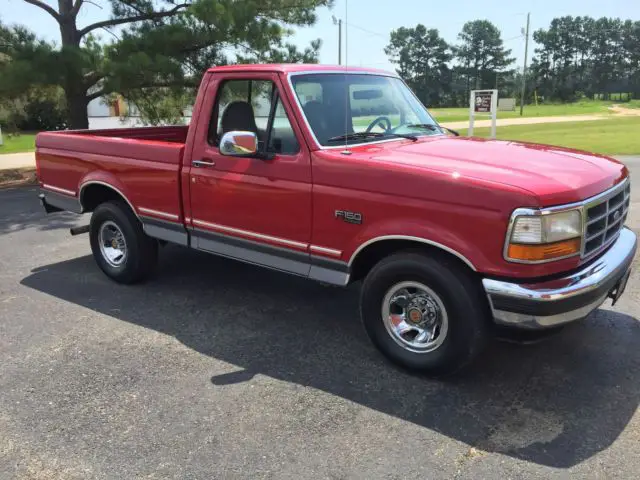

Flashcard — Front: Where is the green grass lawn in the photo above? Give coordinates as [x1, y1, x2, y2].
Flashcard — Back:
[0, 134, 36, 154]
[460, 116, 640, 156]
[3, 101, 639, 156]
[353, 101, 625, 126]
[430, 100, 618, 123]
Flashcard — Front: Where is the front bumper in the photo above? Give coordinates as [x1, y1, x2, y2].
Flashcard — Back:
[482, 228, 637, 329]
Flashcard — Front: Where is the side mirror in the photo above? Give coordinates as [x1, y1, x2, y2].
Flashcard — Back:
[220, 131, 258, 157]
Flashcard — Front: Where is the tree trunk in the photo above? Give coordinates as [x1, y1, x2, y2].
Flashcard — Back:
[67, 91, 89, 129]
[58, 1, 90, 129]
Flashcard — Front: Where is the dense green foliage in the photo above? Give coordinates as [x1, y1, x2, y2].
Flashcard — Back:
[386, 16, 640, 108]
[0, 82, 68, 133]
[386, 20, 516, 107]
[0, 0, 331, 128]
[3, 7, 639, 127]
[385, 25, 453, 107]
[531, 16, 640, 102]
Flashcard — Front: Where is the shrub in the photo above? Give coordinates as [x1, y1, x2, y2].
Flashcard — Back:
[19, 99, 68, 131]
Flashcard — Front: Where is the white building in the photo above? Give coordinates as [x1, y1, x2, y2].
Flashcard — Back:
[86, 97, 192, 129]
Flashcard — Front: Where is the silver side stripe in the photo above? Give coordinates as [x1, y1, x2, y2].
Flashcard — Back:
[138, 207, 180, 221]
[310, 245, 342, 257]
[192, 219, 308, 249]
[43, 184, 76, 196]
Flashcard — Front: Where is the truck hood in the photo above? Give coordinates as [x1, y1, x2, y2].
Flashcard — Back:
[351, 136, 627, 206]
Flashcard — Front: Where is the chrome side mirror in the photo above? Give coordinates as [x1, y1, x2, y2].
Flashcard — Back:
[219, 131, 258, 157]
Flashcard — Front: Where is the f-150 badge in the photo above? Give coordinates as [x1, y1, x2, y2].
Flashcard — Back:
[335, 210, 362, 224]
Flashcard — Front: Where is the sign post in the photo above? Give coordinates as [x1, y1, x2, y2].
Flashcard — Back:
[469, 89, 498, 139]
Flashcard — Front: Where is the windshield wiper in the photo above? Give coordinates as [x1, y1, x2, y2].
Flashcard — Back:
[406, 123, 441, 132]
[406, 123, 460, 136]
[327, 131, 418, 143]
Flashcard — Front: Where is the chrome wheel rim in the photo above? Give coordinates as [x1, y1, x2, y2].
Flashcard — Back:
[381, 281, 449, 353]
[98, 221, 127, 267]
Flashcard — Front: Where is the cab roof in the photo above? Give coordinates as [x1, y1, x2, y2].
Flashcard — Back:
[206, 63, 396, 76]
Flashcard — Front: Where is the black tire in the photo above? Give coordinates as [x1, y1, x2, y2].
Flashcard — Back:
[360, 251, 489, 376]
[89, 201, 158, 284]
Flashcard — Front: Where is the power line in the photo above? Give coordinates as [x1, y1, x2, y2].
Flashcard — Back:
[345, 23, 528, 44]
[504, 34, 525, 42]
[344, 21, 387, 38]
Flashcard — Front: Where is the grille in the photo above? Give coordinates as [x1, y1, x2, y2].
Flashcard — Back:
[583, 180, 630, 257]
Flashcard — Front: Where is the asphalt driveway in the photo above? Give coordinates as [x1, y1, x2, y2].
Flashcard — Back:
[1, 158, 640, 478]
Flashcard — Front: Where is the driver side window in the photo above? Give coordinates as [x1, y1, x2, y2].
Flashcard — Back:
[208, 79, 299, 155]
[209, 80, 272, 146]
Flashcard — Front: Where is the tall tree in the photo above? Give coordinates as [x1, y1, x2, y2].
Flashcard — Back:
[385, 25, 452, 106]
[0, 0, 331, 129]
[590, 17, 626, 99]
[531, 16, 639, 101]
[622, 20, 640, 97]
[454, 20, 515, 91]
[531, 16, 584, 102]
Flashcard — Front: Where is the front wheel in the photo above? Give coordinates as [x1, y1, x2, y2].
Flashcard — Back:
[89, 201, 158, 284]
[360, 252, 489, 375]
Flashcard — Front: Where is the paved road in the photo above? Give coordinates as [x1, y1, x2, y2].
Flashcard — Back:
[1, 159, 640, 478]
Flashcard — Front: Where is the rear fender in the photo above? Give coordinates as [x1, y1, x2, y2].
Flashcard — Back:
[78, 171, 137, 217]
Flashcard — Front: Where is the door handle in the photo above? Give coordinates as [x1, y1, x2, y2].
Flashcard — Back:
[192, 159, 216, 168]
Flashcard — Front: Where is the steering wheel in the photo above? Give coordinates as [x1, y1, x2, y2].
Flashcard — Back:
[365, 116, 392, 133]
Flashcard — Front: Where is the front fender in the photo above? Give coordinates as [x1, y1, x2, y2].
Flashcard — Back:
[344, 214, 501, 273]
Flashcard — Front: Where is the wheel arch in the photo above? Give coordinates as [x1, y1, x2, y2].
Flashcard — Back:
[79, 181, 139, 218]
[348, 236, 477, 283]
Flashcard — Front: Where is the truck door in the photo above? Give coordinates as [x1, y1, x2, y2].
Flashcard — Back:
[187, 72, 312, 276]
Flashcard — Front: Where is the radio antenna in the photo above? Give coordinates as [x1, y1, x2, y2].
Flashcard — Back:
[341, 0, 351, 155]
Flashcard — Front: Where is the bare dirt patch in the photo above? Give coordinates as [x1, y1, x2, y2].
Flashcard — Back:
[609, 105, 640, 116]
[0, 168, 37, 188]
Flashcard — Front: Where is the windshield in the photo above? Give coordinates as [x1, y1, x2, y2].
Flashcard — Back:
[290, 73, 441, 147]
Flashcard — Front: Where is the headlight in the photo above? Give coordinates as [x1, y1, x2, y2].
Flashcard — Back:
[506, 209, 582, 263]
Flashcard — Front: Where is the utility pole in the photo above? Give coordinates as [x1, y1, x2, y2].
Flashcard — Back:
[332, 16, 342, 65]
[520, 12, 530, 116]
[338, 18, 342, 65]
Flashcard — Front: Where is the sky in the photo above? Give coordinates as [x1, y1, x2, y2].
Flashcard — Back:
[3, 0, 640, 73]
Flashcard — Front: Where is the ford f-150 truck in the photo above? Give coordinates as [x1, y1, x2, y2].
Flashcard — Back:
[36, 64, 637, 374]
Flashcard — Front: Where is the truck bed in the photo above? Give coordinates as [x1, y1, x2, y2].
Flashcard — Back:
[36, 126, 187, 223]
[37, 126, 188, 160]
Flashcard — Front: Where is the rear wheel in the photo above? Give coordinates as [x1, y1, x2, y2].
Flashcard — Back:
[360, 252, 489, 375]
[89, 201, 158, 284]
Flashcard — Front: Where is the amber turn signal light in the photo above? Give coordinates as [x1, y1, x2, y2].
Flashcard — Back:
[507, 238, 581, 262]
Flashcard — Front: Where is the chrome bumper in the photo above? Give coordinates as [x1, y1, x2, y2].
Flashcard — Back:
[482, 228, 637, 329]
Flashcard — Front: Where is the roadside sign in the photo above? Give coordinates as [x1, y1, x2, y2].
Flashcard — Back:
[474, 92, 492, 113]
[498, 98, 516, 111]
[469, 89, 498, 139]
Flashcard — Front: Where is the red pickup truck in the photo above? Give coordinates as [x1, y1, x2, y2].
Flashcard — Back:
[36, 64, 636, 374]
